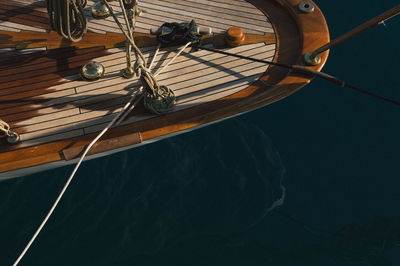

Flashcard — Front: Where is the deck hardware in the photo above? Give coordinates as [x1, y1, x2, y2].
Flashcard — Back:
[304, 51, 321, 66]
[0, 119, 20, 144]
[135, 6, 142, 16]
[121, 2, 137, 79]
[298, 1, 315, 13]
[7, 132, 20, 144]
[80, 61, 105, 81]
[225, 27, 246, 47]
[91, 2, 111, 19]
[144, 85, 176, 114]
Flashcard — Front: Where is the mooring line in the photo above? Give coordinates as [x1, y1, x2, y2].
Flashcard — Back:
[13, 41, 191, 266]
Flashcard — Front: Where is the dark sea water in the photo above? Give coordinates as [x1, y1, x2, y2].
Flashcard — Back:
[1, 0, 399, 265]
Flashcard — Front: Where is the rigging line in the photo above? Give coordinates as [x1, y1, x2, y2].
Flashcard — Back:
[116, 43, 162, 125]
[192, 45, 400, 106]
[13, 42, 192, 266]
[382, 11, 400, 23]
[12, 92, 139, 266]
[116, 42, 192, 125]
[309, 5, 400, 60]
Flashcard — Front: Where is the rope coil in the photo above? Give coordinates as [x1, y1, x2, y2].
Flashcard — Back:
[46, 0, 88, 42]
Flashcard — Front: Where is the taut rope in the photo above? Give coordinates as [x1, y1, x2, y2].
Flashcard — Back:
[192, 45, 400, 106]
[309, 5, 400, 62]
[102, 0, 177, 114]
[13, 2, 194, 263]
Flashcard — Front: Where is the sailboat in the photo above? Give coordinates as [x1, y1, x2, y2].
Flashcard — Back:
[3, 1, 400, 265]
[0, 0, 331, 179]
[0, 0, 398, 182]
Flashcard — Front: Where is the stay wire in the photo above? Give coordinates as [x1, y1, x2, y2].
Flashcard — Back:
[192, 45, 400, 106]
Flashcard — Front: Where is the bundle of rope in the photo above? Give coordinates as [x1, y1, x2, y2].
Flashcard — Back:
[46, 0, 88, 42]
[103, 0, 178, 114]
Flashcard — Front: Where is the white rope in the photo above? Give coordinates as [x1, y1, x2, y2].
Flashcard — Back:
[116, 43, 161, 125]
[12, 88, 140, 266]
[14, 0, 193, 260]
[102, 0, 146, 65]
[148, 44, 161, 71]
[13, 41, 192, 266]
[116, 42, 192, 124]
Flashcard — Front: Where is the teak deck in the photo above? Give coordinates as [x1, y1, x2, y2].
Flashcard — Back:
[0, 0, 329, 179]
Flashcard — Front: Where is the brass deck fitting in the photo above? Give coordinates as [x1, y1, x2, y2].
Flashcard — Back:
[91, 2, 111, 19]
[81, 61, 105, 81]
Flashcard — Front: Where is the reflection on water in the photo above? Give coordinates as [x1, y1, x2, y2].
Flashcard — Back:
[0, 119, 286, 265]
[1, 119, 399, 265]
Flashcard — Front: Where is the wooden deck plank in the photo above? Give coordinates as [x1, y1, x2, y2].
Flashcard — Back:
[179, 0, 262, 15]
[19, 129, 85, 148]
[160, 0, 270, 25]
[0, 20, 46, 32]
[85, 0, 271, 35]
[13, 56, 270, 136]
[13, 51, 272, 138]
[0, 0, 279, 153]
[0, 25, 19, 32]
[4, 43, 273, 123]
[160, 0, 267, 20]
[137, 0, 269, 33]
[0, 1, 49, 30]
[2, 43, 270, 119]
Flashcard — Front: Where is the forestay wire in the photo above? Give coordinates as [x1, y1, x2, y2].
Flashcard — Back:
[192, 45, 400, 106]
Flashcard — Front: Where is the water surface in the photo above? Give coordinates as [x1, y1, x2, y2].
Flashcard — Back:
[1, 0, 399, 265]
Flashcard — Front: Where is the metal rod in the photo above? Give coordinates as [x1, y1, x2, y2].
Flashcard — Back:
[309, 5, 400, 60]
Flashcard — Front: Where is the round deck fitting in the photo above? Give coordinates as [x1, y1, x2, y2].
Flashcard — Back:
[225, 27, 245, 47]
[7, 132, 20, 144]
[91, 2, 111, 19]
[304, 52, 321, 66]
[298, 1, 315, 13]
[81, 61, 105, 81]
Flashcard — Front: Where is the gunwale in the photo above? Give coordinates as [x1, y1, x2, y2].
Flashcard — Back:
[0, 0, 329, 178]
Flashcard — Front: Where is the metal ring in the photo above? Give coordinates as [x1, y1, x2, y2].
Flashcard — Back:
[298, 1, 315, 13]
[7, 132, 20, 144]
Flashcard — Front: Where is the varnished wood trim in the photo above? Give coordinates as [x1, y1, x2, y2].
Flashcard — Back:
[0, 0, 329, 175]
[61, 132, 142, 160]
